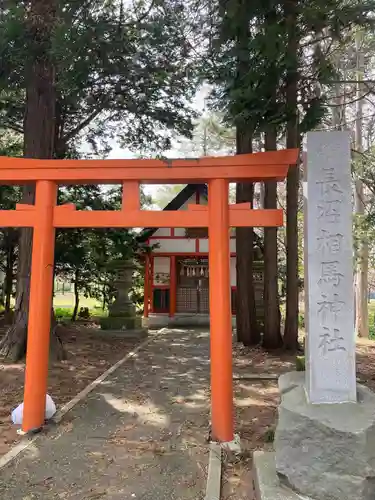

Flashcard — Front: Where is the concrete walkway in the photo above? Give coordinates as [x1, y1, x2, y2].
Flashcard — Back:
[0, 329, 211, 500]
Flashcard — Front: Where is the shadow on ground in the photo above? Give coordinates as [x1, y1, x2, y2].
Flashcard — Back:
[0, 329, 211, 500]
[0, 326, 141, 456]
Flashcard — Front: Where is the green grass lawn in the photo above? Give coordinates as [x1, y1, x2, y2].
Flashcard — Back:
[2, 293, 106, 320]
[53, 293, 101, 309]
[369, 300, 375, 319]
[297, 299, 375, 339]
[368, 300, 375, 339]
[53, 293, 106, 320]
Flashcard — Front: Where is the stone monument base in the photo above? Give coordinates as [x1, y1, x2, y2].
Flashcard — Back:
[100, 315, 142, 331]
[272, 372, 375, 500]
[92, 327, 148, 340]
[253, 451, 311, 500]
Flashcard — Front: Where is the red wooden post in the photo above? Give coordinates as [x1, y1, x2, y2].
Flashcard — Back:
[169, 256, 177, 317]
[22, 181, 57, 432]
[0, 149, 296, 438]
[149, 257, 154, 313]
[122, 181, 140, 210]
[208, 178, 233, 442]
[144, 254, 150, 318]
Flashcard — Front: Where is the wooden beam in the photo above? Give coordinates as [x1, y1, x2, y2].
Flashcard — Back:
[0, 207, 284, 228]
[0, 165, 291, 184]
[188, 203, 252, 211]
[0, 149, 299, 170]
[0, 210, 36, 227]
[53, 209, 283, 228]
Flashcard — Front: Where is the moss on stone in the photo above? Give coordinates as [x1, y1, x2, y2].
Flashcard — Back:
[296, 355, 305, 372]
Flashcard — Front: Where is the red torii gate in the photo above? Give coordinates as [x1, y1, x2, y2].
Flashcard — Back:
[0, 149, 298, 442]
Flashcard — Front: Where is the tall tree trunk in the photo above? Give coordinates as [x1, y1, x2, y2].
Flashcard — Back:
[233, 0, 259, 346]
[236, 129, 260, 345]
[0, 0, 63, 361]
[283, 0, 300, 351]
[354, 31, 369, 338]
[4, 237, 15, 316]
[263, 127, 282, 349]
[331, 43, 345, 131]
[72, 271, 80, 321]
[262, 3, 282, 349]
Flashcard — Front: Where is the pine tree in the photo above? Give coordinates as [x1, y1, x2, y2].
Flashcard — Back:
[0, 0, 60, 360]
[0, 0, 202, 360]
[203, 0, 375, 350]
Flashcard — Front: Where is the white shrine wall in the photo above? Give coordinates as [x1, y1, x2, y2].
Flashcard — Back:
[174, 228, 186, 236]
[151, 238, 196, 253]
[152, 255, 237, 286]
[153, 227, 171, 237]
[150, 188, 238, 288]
[199, 238, 236, 253]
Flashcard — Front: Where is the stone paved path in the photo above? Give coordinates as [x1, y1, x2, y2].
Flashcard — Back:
[0, 328, 211, 499]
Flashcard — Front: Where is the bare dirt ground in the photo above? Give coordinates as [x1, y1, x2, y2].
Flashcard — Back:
[1, 326, 375, 500]
[0, 329, 210, 500]
[0, 323, 141, 456]
[222, 338, 375, 500]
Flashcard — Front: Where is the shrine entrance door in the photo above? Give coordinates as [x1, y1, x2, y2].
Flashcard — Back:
[177, 257, 209, 314]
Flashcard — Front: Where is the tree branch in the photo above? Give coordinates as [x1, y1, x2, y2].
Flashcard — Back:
[1, 122, 23, 134]
[62, 105, 106, 143]
[123, 0, 156, 27]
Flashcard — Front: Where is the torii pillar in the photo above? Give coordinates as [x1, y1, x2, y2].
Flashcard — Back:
[0, 151, 297, 441]
[208, 179, 233, 442]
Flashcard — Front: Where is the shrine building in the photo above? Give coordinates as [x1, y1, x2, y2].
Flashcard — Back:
[141, 184, 264, 328]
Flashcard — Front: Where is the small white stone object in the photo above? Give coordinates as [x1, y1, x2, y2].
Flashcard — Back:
[221, 433, 241, 454]
[11, 394, 56, 425]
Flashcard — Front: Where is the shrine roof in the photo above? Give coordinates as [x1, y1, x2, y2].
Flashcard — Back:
[139, 183, 207, 241]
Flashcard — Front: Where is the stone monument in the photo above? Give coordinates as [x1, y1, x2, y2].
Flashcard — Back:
[253, 132, 375, 500]
[100, 259, 147, 339]
[304, 131, 356, 403]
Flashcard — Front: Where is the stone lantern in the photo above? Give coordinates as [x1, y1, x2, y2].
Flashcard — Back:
[100, 259, 143, 332]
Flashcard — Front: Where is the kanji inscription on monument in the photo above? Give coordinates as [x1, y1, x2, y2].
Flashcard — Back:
[305, 131, 356, 403]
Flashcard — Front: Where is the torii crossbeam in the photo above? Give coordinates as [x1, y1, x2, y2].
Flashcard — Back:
[0, 149, 298, 443]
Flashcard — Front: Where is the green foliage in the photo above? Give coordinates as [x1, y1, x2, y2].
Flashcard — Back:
[0, 1, 205, 323]
[0, 137, 152, 318]
[176, 111, 236, 157]
[0, 130, 22, 157]
[153, 185, 186, 209]
[54, 185, 151, 312]
[354, 149, 375, 271]
[0, 133, 23, 306]
[298, 313, 305, 329]
[54, 307, 75, 320]
[54, 306, 106, 321]
[367, 301, 375, 340]
[264, 427, 275, 443]
[204, 0, 375, 139]
[296, 355, 306, 371]
[0, 0, 202, 155]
